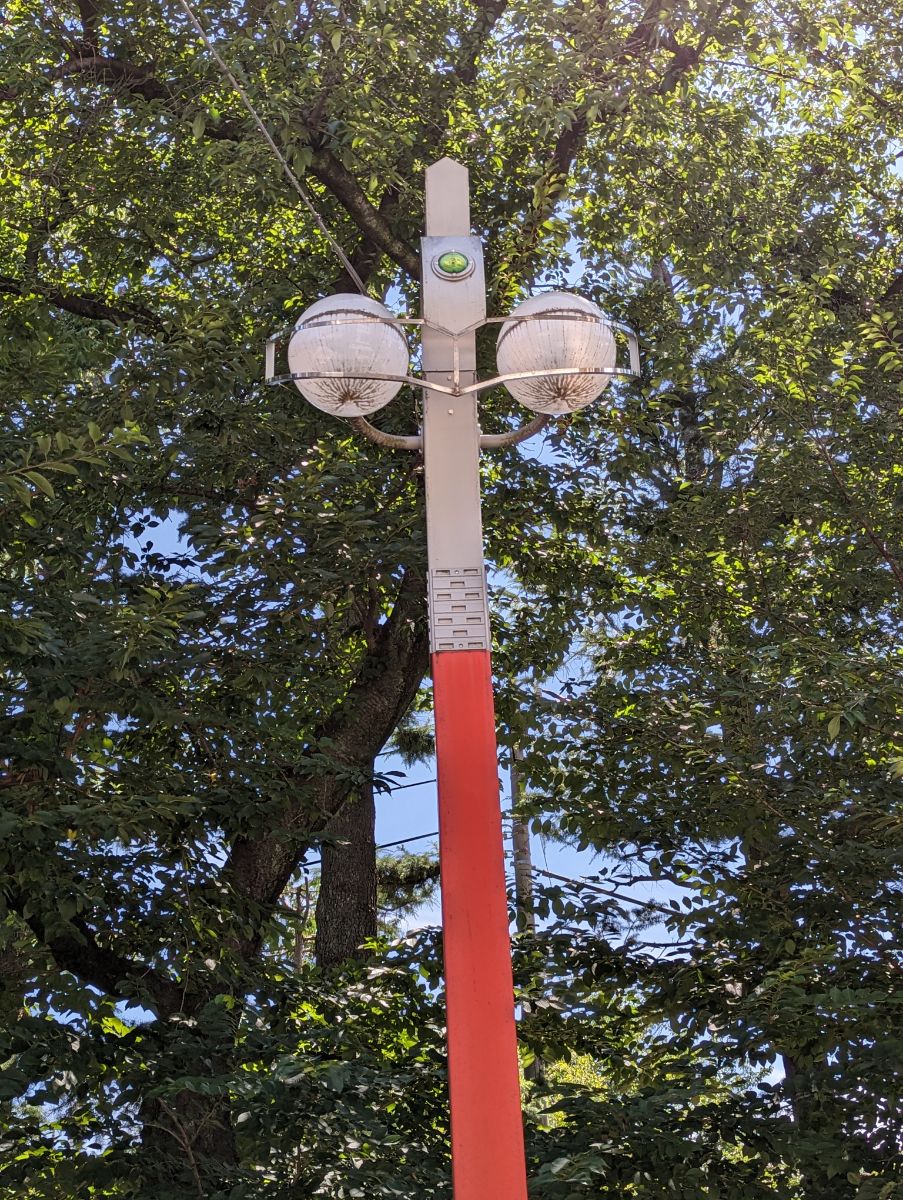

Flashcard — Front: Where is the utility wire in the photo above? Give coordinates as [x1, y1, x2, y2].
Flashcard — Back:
[299, 828, 673, 917]
[173, 0, 367, 294]
[386, 777, 436, 791]
[299, 830, 438, 869]
[530, 865, 675, 917]
[375, 831, 439, 852]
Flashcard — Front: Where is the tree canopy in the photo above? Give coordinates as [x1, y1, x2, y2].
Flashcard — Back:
[1, 0, 902, 1195]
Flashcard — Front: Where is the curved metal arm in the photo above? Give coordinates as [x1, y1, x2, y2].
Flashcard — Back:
[266, 316, 640, 395]
[462, 365, 637, 395]
[348, 414, 548, 452]
[271, 365, 634, 396]
[347, 417, 422, 451]
[479, 414, 550, 449]
[269, 369, 460, 396]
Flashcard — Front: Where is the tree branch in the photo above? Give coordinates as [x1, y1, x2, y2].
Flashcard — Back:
[309, 151, 421, 279]
[225, 567, 429, 956]
[49, 54, 170, 102]
[881, 269, 903, 301]
[456, 0, 509, 84]
[7, 891, 184, 1014]
[2, 51, 420, 282]
[502, 20, 713, 289]
[620, 0, 667, 59]
[327, 183, 405, 293]
[0, 273, 159, 326]
[74, 0, 100, 53]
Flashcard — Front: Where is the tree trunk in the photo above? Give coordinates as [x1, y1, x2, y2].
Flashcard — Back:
[140, 1087, 238, 1192]
[315, 782, 377, 966]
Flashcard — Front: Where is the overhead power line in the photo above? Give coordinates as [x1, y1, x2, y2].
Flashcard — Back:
[299, 829, 673, 917]
[386, 777, 437, 791]
[530, 865, 676, 917]
[375, 831, 439, 852]
[298, 830, 438, 869]
[173, 0, 367, 293]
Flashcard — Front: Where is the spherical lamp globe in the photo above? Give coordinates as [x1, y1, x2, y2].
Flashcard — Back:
[495, 292, 617, 414]
[287, 294, 409, 416]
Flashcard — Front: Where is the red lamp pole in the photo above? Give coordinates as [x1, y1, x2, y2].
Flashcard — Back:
[420, 159, 528, 1200]
[433, 653, 526, 1200]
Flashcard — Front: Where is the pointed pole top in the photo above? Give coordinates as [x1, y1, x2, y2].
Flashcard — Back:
[425, 157, 470, 237]
[429, 155, 466, 171]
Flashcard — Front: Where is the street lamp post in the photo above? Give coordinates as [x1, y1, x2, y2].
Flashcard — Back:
[420, 159, 528, 1200]
[266, 157, 639, 1200]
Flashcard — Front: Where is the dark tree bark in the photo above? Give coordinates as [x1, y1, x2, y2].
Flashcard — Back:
[314, 782, 377, 967]
[226, 567, 429, 961]
[141, 1089, 239, 1190]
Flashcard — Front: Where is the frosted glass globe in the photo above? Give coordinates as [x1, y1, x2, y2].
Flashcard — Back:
[287, 294, 409, 416]
[495, 292, 617, 414]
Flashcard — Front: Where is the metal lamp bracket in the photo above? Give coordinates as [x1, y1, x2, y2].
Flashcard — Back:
[264, 313, 640, 452]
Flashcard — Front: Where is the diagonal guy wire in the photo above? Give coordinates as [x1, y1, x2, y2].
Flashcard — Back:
[173, 0, 368, 294]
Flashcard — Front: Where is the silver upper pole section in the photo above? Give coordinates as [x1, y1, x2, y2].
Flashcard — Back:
[421, 159, 492, 653]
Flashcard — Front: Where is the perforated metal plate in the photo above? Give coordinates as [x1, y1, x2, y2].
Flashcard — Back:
[428, 567, 491, 651]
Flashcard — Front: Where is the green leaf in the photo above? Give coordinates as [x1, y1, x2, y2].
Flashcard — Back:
[22, 471, 55, 499]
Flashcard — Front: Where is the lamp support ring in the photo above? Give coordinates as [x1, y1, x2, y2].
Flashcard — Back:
[346, 417, 422, 451]
[478, 414, 550, 449]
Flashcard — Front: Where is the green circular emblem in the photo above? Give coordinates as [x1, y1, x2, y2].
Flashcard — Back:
[436, 250, 471, 275]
